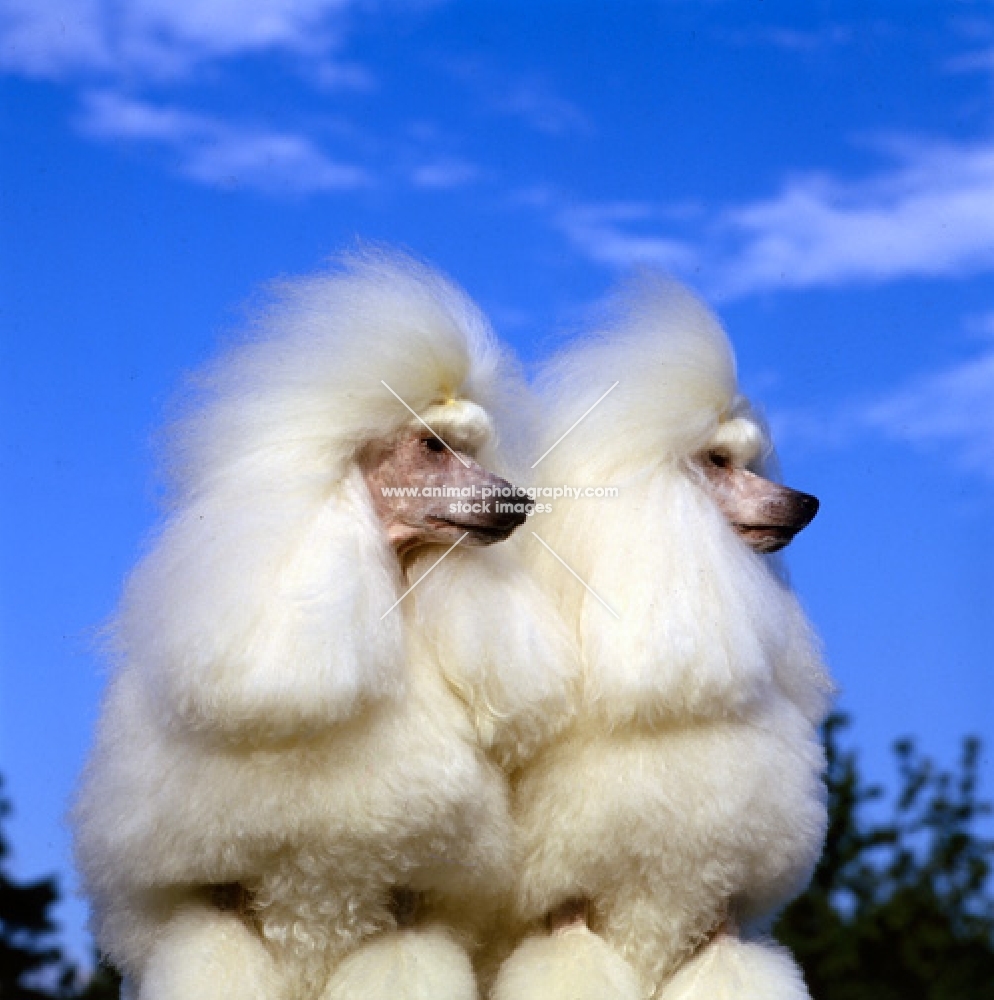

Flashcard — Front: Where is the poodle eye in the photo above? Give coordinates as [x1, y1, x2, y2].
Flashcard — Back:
[423, 437, 446, 454]
[707, 451, 731, 469]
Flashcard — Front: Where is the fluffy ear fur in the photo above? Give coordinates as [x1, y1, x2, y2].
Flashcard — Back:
[533, 471, 829, 726]
[114, 250, 526, 740]
[118, 468, 405, 740]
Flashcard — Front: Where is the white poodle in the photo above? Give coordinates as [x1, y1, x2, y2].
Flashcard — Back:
[493, 275, 832, 1000]
[72, 252, 575, 1000]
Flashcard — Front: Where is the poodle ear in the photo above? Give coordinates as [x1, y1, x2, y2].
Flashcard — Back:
[569, 472, 831, 726]
[117, 469, 405, 741]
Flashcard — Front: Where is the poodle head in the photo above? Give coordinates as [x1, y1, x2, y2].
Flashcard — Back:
[116, 250, 537, 740]
[536, 271, 818, 551]
[699, 419, 818, 553]
[361, 402, 527, 556]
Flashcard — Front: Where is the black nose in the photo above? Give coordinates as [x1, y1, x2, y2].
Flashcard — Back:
[493, 478, 529, 529]
[793, 491, 819, 530]
[500, 505, 528, 529]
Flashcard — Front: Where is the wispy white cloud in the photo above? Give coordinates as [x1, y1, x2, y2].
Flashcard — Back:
[0, 0, 361, 80]
[182, 130, 370, 193]
[858, 349, 994, 477]
[716, 139, 994, 297]
[773, 313, 994, 482]
[79, 91, 197, 141]
[945, 46, 994, 75]
[518, 191, 700, 271]
[410, 158, 480, 189]
[310, 58, 377, 91]
[964, 310, 994, 340]
[79, 90, 370, 194]
[946, 15, 994, 75]
[723, 24, 854, 52]
[0, 0, 112, 76]
[554, 200, 698, 271]
[540, 137, 994, 298]
[494, 80, 591, 136]
[440, 57, 590, 137]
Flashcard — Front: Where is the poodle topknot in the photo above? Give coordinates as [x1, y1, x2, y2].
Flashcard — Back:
[72, 251, 576, 1000]
[494, 273, 832, 1000]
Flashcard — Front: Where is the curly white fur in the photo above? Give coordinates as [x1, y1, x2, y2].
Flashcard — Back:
[72, 251, 576, 998]
[498, 274, 833, 1000]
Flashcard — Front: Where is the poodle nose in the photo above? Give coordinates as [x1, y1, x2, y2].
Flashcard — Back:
[496, 504, 529, 530]
[499, 479, 528, 513]
[487, 477, 529, 531]
[790, 490, 819, 532]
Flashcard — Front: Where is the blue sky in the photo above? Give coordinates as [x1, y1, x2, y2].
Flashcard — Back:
[1, 0, 992, 966]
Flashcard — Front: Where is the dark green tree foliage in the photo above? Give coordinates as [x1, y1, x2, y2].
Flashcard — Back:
[0, 778, 119, 1000]
[0, 777, 71, 999]
[776, 715, 994, 1000]
[69, 961, 121, 1000]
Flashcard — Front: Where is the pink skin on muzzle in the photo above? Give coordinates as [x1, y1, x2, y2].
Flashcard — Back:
[700, 451, 819, 554]
[361, 431, 527, 557]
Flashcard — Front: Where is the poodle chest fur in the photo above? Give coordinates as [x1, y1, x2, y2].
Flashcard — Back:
[75, 653, 514, 980]
[511, 697, 826, 987]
